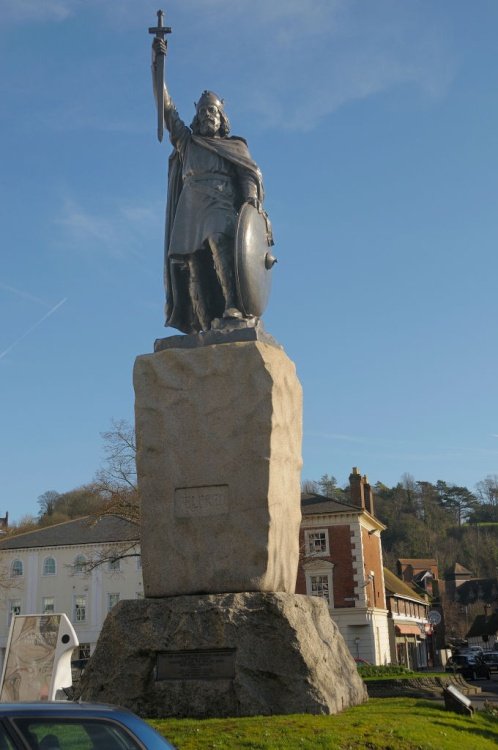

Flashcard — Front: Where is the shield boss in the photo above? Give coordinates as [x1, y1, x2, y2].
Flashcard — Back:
[234, 203, 274, 317]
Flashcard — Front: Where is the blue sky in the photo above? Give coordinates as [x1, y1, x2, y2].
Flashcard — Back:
[1, 0, 498, 521]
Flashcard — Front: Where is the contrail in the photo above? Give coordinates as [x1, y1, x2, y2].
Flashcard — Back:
[0, 282, 52, 308]
[0, 298, 67, 361]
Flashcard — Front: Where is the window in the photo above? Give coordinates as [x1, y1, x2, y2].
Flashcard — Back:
[303, 560, 334, 608]
[78, 643, 91, 660]
[0, 724, 16, 749]
[8, 599, 21, 624]
[10, 559, 23, 577]
[107, 593, 120, 612]
[42, 597, 55, 614]
[73, 595, 87, 623]
[108, 558, 121, 572]
[73, 555, 87, 575]
[305, 529, 329, 556]
[310, 575, 330, 603]
[42, 557, 56, 576]
[13, 719, 143, 749]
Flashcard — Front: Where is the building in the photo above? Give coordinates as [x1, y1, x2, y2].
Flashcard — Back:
[0, 516, 141, 673]
[1, 469, 395, 670]
[296, 468, 391, 665]
[384, 567, 430, 668]
[466, 609, 498, 651]
[397, 558, 441, 599]
[444, 562, 473, 601]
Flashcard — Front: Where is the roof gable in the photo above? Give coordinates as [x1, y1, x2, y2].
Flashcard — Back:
[383, 568, 427, 604]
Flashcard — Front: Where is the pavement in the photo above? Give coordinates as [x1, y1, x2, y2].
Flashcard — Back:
[467, 674, 498, 711]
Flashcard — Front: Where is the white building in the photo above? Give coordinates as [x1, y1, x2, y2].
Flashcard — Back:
[0, 516, 141, 673]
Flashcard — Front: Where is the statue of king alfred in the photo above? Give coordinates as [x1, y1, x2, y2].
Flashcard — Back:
[151, 15, 275, 336]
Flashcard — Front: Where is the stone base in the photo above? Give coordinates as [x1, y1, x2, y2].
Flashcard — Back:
[134, 341, 303, 597]
[77, 593, 367, 718]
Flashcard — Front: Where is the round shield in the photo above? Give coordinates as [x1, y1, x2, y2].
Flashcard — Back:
[234, 203, 275, 317]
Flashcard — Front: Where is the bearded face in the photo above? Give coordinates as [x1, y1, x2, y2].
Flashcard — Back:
[197, 104, 221, 136]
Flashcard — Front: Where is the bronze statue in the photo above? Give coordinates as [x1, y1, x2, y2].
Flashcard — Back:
[150, 12, 275, 335]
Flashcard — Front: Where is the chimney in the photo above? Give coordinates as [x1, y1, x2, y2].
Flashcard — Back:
[349, 467, 366, 510]
[363, 475, 375, 516]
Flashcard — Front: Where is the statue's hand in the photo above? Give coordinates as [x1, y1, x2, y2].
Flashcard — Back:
[246, 197, 261, 211]
[152, 37, 167, 58]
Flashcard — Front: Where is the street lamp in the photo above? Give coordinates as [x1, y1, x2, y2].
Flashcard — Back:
[354, 637, 360, 659]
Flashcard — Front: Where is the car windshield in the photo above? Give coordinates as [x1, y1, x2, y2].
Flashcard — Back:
[12, 718, 143, 750]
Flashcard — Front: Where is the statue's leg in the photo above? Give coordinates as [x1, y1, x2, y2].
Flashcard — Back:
[187, 256, 211, 331]
[209, 233, 242, 319]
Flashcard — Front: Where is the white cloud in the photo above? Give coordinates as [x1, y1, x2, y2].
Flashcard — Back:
[54, 197, 162, 261]
[3, 0, 456, 132]
[0, 0, 76, 23]
[170, 0, 455, 131]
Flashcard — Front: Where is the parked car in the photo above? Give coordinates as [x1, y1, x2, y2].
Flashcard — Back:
[482, 652, 498, 673]
[445, 653, 491, 680]
[0, 702, 175, 749]
[455, 646, 483, 657]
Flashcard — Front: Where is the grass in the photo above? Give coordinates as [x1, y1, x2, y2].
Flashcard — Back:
[357, 665, 447, 681]
[149, 698, 498, 749]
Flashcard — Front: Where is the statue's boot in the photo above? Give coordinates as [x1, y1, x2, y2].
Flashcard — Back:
[210, 235, 243, 319]
[188, 277, 211, 331]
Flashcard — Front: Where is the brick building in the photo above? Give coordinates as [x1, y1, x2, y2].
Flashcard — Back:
[384, 567, 430, 668]
[296, 468, 390, 664]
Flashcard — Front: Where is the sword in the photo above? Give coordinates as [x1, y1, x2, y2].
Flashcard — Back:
[148, 9, 172, 143]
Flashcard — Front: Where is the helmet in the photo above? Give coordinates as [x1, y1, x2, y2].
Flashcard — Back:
[195, 90, 224, 113]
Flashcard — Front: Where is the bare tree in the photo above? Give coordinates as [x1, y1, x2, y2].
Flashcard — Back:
[37, 490, 61, 517]
[476, 475, 498, 506]
[92, 419, 140, 526]
[69, 420, 141, 573]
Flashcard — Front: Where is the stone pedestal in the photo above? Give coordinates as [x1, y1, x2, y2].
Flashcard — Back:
[134, 340, 303, 597]
[77, 593, 367, 718]
[78, 335, 368, 718]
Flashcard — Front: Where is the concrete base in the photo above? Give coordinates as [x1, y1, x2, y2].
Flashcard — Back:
[77, 593, 367, 718]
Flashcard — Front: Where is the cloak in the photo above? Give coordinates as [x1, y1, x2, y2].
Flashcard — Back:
[164, 133, 264, 334]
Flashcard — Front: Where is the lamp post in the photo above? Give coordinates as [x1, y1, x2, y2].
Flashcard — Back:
[354, 637, 360, 659]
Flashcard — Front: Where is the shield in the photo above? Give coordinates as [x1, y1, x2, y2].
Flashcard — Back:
[234, 203, 276, 317]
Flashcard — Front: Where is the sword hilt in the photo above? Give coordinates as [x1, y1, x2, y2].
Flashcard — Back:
[149, 9, 172, 42]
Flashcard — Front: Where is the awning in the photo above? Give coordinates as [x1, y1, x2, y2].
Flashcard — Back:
[395, 624, 423, 636]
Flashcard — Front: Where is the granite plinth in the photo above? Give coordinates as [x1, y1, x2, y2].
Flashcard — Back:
[134, 340, 302, 597]
[77, 593, 368, 718]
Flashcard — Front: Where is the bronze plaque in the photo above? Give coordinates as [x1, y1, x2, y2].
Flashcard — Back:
[156, 648, 236, 681]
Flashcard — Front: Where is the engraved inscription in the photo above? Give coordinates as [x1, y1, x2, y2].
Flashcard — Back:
[174, 485, 229, 518]
[156, 649, 236, 681]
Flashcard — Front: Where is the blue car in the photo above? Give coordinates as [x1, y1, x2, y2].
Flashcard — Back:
[0, 702, 175, 749]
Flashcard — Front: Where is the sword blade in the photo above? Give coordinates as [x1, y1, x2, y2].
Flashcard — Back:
[156, 54, 165, 143]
